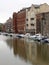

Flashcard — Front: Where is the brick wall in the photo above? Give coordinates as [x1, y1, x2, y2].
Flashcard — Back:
[17, 10, 26, 34]
[13, 9, 26, 34]
[13, 12, 18, 33]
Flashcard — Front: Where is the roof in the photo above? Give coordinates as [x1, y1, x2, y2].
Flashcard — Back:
[32, 4, 40, 9]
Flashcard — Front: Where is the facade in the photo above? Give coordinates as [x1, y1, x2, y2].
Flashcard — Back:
[36, 14, 41, 33]
[0, 23, 4, 32]
[39, 3, 49, 13]
[26, 5, 40, 35]
[26, 3, 49, 35]
[13, 9, 26, 34]
[17, 9, 26, 34]
[37, 12, 49, 37]
[5, 17, 13, 33]
[2, 24, 5, 32]
[13, 12, 17, 33]
[12, 3, 49, 34]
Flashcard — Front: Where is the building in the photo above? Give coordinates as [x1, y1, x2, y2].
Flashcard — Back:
[36, 12, 49, 37]
[12, 3, 49, 34]
[5, 17, 13, 33]
[0, 23, 4, 32]
[39, 3, 49, 13]
[36, 14, 41, 34]
[2, 24, 5, 32]
[26, 4, 41, 34]
[36, 3, 49, 37]
[26, 3, 49, 35]
[17, 9, 26, 34]
[13, 8, 26, 34]
[13, 12, 17, 33]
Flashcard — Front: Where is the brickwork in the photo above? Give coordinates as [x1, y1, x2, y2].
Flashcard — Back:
[13, 12, 18, 33]
[13, 9, 26, 34]
[17, 10, 26, 34]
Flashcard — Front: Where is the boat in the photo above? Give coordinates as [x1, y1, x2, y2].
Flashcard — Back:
[16, 34, 25, 38]
[42, 38, 49, 43]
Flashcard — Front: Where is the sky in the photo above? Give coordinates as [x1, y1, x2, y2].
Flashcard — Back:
[0, 0, 49, 23]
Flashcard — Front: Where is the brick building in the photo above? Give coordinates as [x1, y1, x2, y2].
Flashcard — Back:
[12, 3, 49, 35]
[17, 9, 26, 34]
[13, 12, 17, 33]
[26, 5, 39, 35]
[13, 9, 26, 34]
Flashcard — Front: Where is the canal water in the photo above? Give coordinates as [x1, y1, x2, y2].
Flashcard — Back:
[0, 35, 49, 65]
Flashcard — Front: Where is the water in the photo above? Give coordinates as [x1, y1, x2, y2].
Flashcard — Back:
[0, 35, 49, 65]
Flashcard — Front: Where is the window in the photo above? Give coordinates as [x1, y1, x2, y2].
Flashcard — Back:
[26, 19, 28, 21]
[31, 18, 34, 20]
[26, 24, 28, 26]
[31, 24, 34, 26]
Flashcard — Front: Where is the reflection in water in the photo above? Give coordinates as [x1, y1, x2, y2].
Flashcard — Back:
[6, 38, 27, 60]
[6, 37, 49, 65]
[6, 39, 13, 49]
[25, 40, 49, 65]
[0, 35, 32, 65]
[13, 39, 27, 61]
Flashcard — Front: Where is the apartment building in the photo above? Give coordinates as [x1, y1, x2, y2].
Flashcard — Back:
[26, 4, 40, 35]
[0, 23, 4, 32]
[17, 9, 26, 34]
[13, 12, 18, 33]
[39, 3, 49, 13]
[12, 3, 49, 34]
[26, 3, 49, 35]
[2, 24, 5, 32]
[13, 8, 26, 34]
[37, 12, 49, 37]
[5, 17, 13, 33]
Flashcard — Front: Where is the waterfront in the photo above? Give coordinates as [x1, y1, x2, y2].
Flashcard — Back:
[0, 35, 49, 65]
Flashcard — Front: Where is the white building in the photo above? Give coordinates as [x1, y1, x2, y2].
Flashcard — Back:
[25, 3, 49, 35]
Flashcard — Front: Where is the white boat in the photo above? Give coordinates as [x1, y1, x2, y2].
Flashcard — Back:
[43, 38, 49, 43]
[24, 33, 30, 37]
[24, 33, 45, 41]
[16, 34, 25, 38]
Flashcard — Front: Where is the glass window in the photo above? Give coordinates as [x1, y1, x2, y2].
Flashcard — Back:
[31, 18, 34, 20]
[31, 24, 34, 26]
[26, 24, 28, 26]
[26, 19, 28, 21]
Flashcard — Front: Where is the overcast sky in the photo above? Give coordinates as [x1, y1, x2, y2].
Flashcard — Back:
[0, 0, 49, 23]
